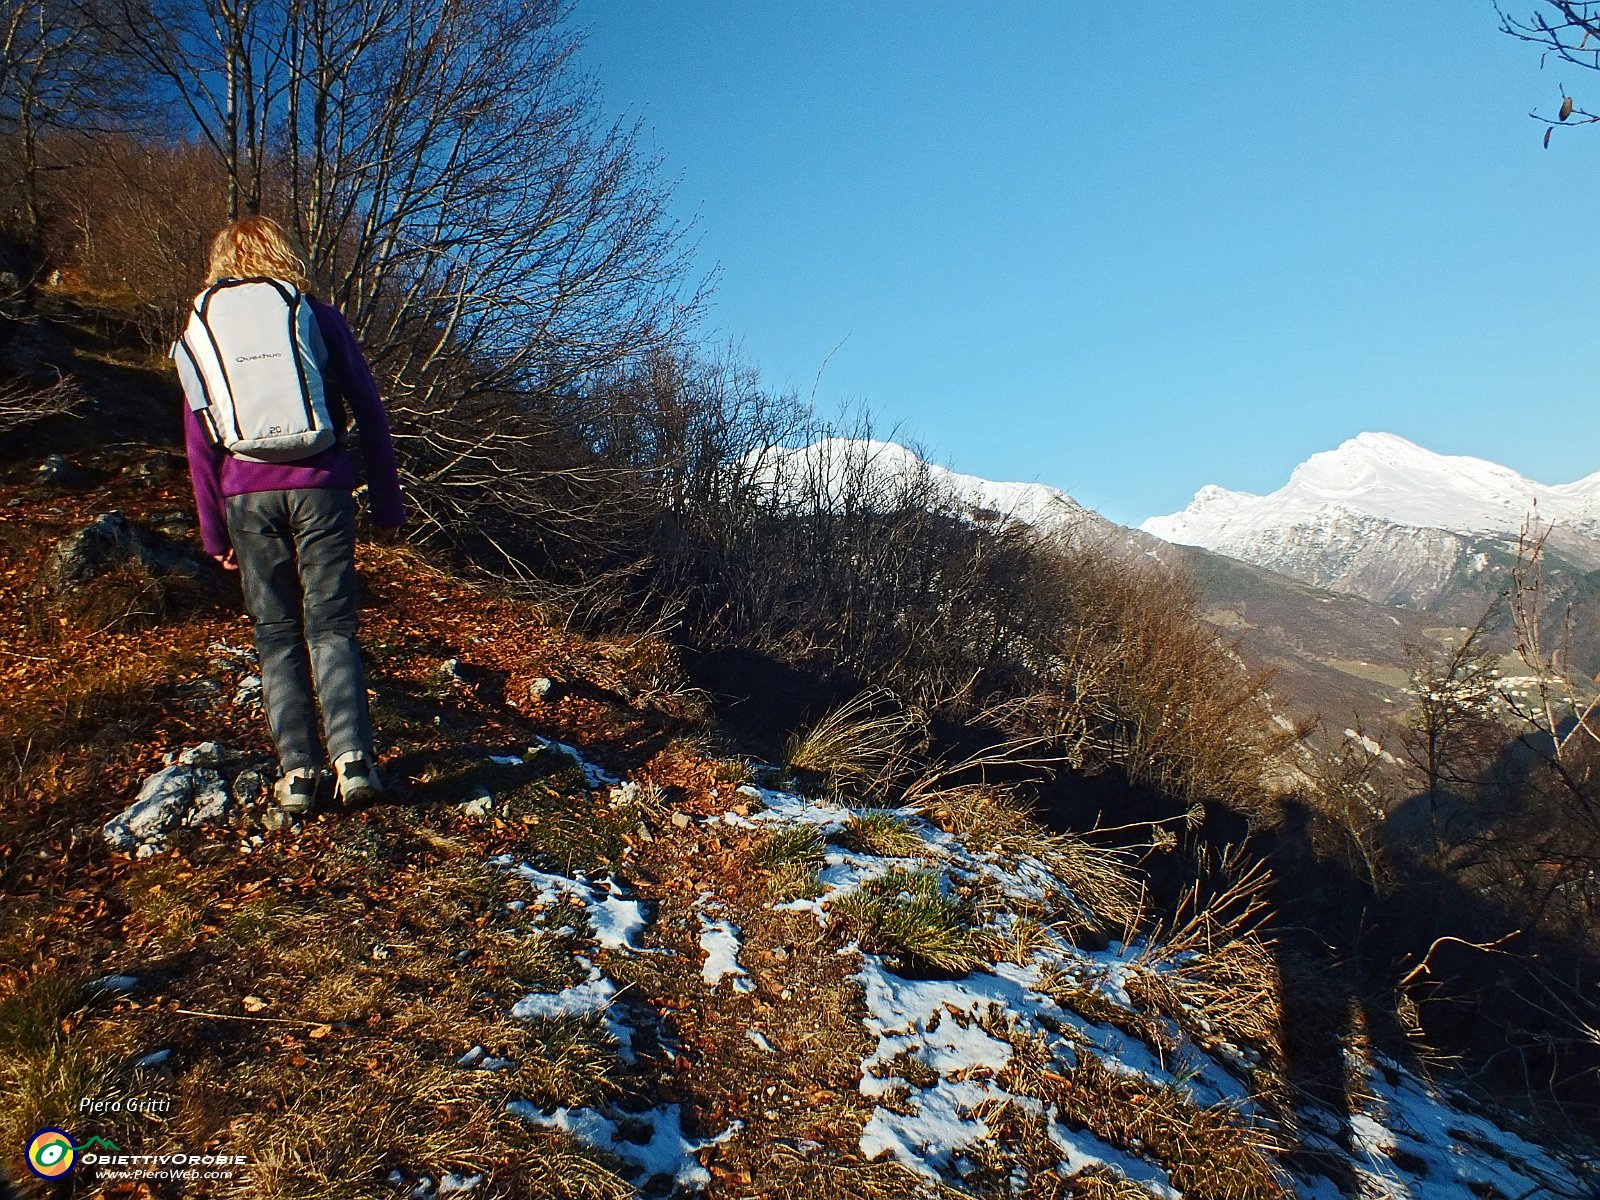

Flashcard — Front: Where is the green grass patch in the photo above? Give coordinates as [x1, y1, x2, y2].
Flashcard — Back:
[832, 867, 994, 976]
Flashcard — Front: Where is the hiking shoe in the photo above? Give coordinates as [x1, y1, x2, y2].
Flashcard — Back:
[273, 767, 320, 816]
[334, 751, 384, 807]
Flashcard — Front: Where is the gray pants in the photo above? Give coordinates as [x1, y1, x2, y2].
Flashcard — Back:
[225, 488, 374, 772]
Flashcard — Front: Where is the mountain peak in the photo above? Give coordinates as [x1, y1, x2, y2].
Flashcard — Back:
[1143, 432, 1600, 551]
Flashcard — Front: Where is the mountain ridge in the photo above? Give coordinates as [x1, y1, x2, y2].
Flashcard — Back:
[1144, 431, 1600, 547]
[1141, 432, 1600, 613]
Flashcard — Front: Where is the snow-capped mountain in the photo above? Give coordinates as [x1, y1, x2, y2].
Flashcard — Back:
[1142, 433, 1600, 607]
[745, 438, 1105, 533]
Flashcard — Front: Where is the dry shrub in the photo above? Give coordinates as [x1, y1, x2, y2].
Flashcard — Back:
[1128, 849, 1283, 1063]
[0, 374, 81, 434]
[1018, 535, 1293, 812]
[39, 131, 225, 347]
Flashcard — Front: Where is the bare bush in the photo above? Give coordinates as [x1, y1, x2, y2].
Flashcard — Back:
[0, 370, 77, 431]
[35, 132, 223, 342]
[1010, 535, 1292, 810]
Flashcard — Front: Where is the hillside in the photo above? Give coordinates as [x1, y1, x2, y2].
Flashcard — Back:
[1, 322, 1596, 1199]
[737, 438, 1470, 745]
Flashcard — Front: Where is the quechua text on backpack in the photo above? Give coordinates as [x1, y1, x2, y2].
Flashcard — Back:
[172, 277, 336, 463]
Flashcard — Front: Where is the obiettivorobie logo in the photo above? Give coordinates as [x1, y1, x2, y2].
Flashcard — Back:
[25, 1127, 247, 1182]
[26, 1129, 120, 1179]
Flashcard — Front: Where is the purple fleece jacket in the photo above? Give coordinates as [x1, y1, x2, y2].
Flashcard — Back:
[182, 297, 406, 556]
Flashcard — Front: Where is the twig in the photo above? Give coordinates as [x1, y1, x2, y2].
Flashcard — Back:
[173, 1007, 321, 1027]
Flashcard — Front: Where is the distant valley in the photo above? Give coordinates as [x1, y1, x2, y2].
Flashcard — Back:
[771, 434, 1600, 747]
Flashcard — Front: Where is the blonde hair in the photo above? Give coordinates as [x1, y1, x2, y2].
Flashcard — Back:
[206, 216, 311, 290]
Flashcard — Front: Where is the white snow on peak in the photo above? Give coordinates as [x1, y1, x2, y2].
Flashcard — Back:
[1142, 431, 1600, 549]
[745, 438, 1095, 531]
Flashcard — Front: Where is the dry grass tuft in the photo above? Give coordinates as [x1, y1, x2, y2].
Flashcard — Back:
[52, 559, 216, 634]
[0, 975, 134, 1165]
[992, 916, 1060, 966]
[1004, 1050, 1289, 1200]
[784, 688, 921, 793]
[912, 781, 1141, 932]
[753, 824, 827, 902]
[1051, 1166, 1162, 1199]
[223, 1050, 633, 1200]
[1034, 964, 1180, 1058]
[1035, 834, 1142, 933]
[1127, 848, 1282, 1062]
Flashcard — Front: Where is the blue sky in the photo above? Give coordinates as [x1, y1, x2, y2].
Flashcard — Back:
[576, 2, 1600, 526]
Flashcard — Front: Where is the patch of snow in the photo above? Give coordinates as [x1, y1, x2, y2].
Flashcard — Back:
[531, 736, 620, 787]
[501, 862, 647, 951]
[456, 788, 493, 818]
[743, 438, 1097, 535]
[1045, 1120, 1180, 1199]
[456, 1045, 515, 1071]
[511, 955, 635, 1060]
[510, 1101, 738, 1190]
[698, 916, 755, 993]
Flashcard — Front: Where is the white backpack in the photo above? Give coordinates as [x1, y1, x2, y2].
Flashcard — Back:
[172, 277, 336, 462]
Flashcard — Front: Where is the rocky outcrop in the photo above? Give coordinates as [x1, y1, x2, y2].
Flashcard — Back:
[45, 509, 214, 594]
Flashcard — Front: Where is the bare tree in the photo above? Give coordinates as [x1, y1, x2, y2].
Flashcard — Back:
[1500, 2, 1600, 143]
[0, 0, 146, 250]
[1397, 610, 1505, 852]
[84, 0, 701, 575]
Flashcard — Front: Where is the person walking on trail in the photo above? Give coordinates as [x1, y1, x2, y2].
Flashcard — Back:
[174, 215, 405, 818]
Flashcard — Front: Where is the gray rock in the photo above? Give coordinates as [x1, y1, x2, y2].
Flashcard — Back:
[89, 974, 140, 994]
[103, 762, 231, 856]
[36, 454, 91, 489]
[102, 743, 270, 854]
[230, 768, 268, 810]
[232, 675, 262, 707]
[151, 510, 198, 537]
[132, 451, 183, 479]
[174, 742, 242, 769]
[45, 510, 214, 594]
